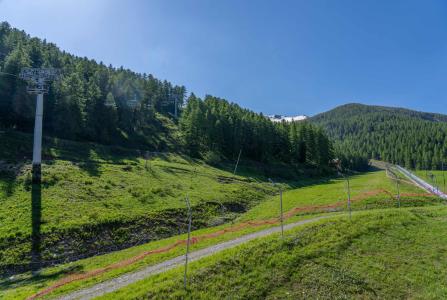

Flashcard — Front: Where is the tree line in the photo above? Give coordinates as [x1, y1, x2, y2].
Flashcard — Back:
[312, 103, 447, 170]
[180, 95, 333, 168]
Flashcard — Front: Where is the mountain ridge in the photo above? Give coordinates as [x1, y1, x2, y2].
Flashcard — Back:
[311, 103, 447, 170]
[312, 103, 447, 123]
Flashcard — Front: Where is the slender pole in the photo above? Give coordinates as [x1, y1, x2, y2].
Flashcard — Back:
[347, 175, 352, 221]
[233, 149, 242, 175]
[174, 96, 178, 118]
[430, 174, 436, 192]
[396, 178, 400, 208]
[436, 175, 439, 192]
[279, 187, 284, 238]
[269, 178, 284, 238]
[184, 195, 192, 289]
[32, 92, 44, 183]
[219, 200, 226, 220]
[443, 161, 446, 193]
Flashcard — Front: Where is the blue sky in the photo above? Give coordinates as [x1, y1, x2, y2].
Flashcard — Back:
[1, 0, 447, 116]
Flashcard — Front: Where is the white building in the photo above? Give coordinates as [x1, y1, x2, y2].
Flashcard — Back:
[268, 115, 308, 123]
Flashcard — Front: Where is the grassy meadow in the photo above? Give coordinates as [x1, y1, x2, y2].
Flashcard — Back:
[1, 167, 443, 299]
[0, 130, 284, 273]
[242, 169, 440, 221]
[104, 206, 447, 299]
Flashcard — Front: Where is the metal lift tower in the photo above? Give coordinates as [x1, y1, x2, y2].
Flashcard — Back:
[19, 68, 61, 183]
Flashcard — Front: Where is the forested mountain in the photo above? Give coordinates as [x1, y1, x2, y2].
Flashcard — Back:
[0, 22, 333, 169]
[0, 22, 186, 149]
[311, 103, 447, 170]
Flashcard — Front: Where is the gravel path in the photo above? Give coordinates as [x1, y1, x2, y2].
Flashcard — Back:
[396, 165, 447, 199]
[57, 216, 329, 300]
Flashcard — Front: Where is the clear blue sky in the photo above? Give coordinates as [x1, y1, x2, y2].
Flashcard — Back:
[1, 0, 447, 116]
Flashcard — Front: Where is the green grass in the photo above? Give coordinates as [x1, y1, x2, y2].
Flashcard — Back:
[0, 154, 271, 237]
[242, 169, 438, 221]
[1, 168, 442, 299]
[104, 206, 447, 299]
[414, 170, 447, 193]
[0, 130, 283, 272]
[0, 130, 442, 299]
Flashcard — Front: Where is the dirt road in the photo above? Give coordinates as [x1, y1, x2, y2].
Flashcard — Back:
[58, 216, 329, 300]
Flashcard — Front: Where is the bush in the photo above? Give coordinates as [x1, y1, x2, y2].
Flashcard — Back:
[203, 151, 222, 166]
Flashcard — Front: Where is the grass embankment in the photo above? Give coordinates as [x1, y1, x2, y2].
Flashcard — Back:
[106, 206, 447, 299]
[1, 169, 442, 299]
[0, 130, 282, 272]
[414, 170, 447, 193]
[242, 169, 438, 221]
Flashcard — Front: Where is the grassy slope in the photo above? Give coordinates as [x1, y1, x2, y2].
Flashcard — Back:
[242, 169, 438, 220]
[106, 206, 447, 299]
[0, 130, 281, 271]
[414, 170, 447, 194]
[1, 169, 442, 299]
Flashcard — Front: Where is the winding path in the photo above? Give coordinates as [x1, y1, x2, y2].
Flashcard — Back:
[57, 216, 329, 300]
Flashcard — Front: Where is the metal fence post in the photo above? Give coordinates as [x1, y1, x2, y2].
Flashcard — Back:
[184, 195, 192, 289]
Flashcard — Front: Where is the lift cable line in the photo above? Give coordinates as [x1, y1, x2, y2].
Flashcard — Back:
[19, 67, 61, 183]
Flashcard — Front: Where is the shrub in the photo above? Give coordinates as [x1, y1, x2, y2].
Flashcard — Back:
[203, 151, 222, 166]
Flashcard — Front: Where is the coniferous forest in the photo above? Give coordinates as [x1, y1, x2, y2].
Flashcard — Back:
[0, 22, 186, 147]
[311, 103, 447, 170]
[181, 94, 332, 167]
[0, 22, 333, 170]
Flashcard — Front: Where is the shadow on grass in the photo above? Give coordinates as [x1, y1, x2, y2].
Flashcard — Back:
[0, 264, 84, 290]
[31, 166, 42, 273]
[0, 171, 18, 197]
[0, 130, 138, 178]
[48, 139, 141, 177]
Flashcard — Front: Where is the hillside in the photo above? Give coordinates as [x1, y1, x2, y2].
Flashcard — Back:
[0, 130, 289, 274]
[3, 3, 447, 299]
[311, 103, 447, 170]
[107, 207, 447, 299]
[2, 169, 443, 299]
[0, 21, 333, 167]
[3, 20, 447, 300]
[0, 22, 186, 149]
[0, 22, 335, 276]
